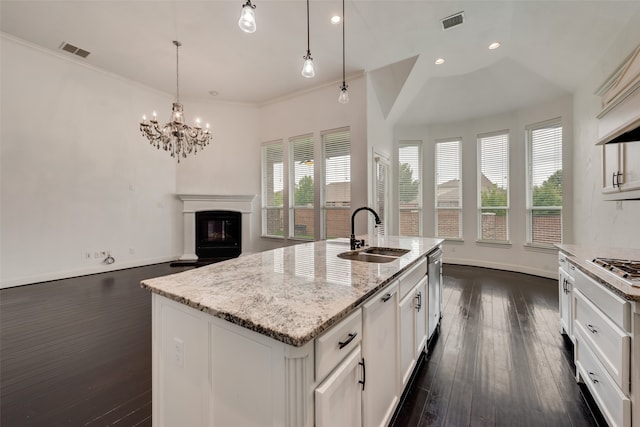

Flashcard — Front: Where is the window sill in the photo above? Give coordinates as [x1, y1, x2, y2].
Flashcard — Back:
[442, 237, 464, 243]
[261, 235, 284, 240]
[476, 239, 512, 247]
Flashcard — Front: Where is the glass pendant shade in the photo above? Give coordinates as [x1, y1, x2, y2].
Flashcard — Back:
[301, 55, 315, 78]
[338, 86, 349, 104]
[238, 2, 256, 33]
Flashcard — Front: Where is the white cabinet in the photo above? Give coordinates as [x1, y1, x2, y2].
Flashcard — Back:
[399, 276, 428, 387]
[315, 345, 363, 427]
[573, 268, 632, 427]
[601, 142, 640, 200]
[362, 281, 399, 427]
[558, 253, 575, 342]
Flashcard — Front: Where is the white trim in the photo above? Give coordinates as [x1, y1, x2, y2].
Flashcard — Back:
[0, 255, 178, 289]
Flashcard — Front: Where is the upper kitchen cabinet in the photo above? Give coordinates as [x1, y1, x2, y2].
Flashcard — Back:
[597, 44, 640, 200]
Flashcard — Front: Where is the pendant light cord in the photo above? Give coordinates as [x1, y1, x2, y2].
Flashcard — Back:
[306, 0, 311, 55]
[342, 0, 345, 83]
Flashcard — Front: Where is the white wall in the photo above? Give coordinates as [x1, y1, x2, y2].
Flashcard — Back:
[1, 35, 182, 287]
[395, 95, 573, 278]
[572, 17, 640, 249]
[257, 76, 368, 249]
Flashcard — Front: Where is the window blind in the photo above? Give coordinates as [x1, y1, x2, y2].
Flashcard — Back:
[375, 158, 388, 236]
[527, 120, 563, 245]
[478, 132, 509, 241]
[322, 128, 351, 239]
[399, 142, 421, 236]
[262, 141, 284, 237]
[290, 134, 315, 239]
[435, 139, 461, 239]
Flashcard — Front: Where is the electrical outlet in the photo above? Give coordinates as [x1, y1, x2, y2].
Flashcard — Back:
[173, 338, 184, 367]
[85, 252, 92, 260]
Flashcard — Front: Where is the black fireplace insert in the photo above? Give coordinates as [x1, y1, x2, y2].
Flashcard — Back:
[195, 210, 242, 259]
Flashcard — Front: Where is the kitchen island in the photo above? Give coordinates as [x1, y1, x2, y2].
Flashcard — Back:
[557, 244, 639, 427]
[142, 235, 443, 427]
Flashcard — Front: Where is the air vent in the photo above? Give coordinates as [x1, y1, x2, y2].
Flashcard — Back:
[59, 42, 90, 58]
[441, 11, 464, 30]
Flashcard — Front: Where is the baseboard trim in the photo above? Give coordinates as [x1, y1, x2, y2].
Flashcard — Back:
[0, 255, 180, 289]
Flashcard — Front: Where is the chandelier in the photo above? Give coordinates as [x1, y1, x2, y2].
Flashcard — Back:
[140, 41, 211, 162]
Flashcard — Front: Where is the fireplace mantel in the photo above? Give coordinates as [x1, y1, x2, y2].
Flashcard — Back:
[177, 194, 257, 260]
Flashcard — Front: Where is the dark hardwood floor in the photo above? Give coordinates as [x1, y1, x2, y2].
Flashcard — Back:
[1, 263, 602, 426]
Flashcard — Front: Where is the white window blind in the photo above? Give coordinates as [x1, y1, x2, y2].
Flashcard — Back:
[398, 142, 421, 236]
[290, 134, 315, 240]
[527, 120, 563, 246]
[478, 132, 509, 242]
[262, 140, 284, 237]
[374, 156, 389, 236]
[435, 139, 461, 239]
[322, 128, 351, 239]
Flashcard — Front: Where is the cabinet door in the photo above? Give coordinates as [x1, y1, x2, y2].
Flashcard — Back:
[399, 289, 416, 387]
[362, 282, 399, 427]
[428, 257, 442, 339]
[559, 267, 572, 338]
[315, 346, 363, 427]
[415, 277, 428, 355]
[621, 142, 640, 192]
[602, 144, 622, 194]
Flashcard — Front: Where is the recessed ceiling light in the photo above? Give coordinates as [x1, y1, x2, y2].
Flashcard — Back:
[208, 90, 219, 97]
[435, 58, 445, 65]
[488, 42, 501, 50]
[331, 15, 341, 24]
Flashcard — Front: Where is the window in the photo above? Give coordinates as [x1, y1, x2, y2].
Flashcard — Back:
[374, 154, 390, 236]
[435, 139, 461, 239]
[478, 131, 509, 242]
[398, 142, 421, 236]
[322, 128, 351, 239]
[261, 140, 284, 237]
[290, 134, 315, 240]
[526, 119, 563, 246]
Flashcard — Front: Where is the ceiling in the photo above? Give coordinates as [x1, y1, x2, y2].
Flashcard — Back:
[2, 1, 640, 126]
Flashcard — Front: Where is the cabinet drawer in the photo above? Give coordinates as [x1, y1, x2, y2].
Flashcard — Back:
[574, 268, 631, 332]
[575, 329, 631, 427]
[399, 257, 427, 299]
[316, 309, 362, 381]
[574, 289, 630, 393]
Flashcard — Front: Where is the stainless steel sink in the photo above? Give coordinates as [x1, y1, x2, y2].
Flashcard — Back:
[337, 247, 409, 263]
[362, 247, 410, 257]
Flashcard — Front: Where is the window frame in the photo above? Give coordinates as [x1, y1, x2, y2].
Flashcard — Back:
[435, 138, 462, 240]
[261, 140, 285, 238]
[398, 141, 422, 237]
[525, 118, 563, 247]
[477, 130, 510, 243]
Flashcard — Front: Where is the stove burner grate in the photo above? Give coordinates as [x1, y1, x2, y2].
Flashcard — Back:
[592, 257, 640, 281]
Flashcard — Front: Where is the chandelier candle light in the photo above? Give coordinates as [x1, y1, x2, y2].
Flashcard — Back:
[139, 41, 211, 162]
[301, 0, 315, 78]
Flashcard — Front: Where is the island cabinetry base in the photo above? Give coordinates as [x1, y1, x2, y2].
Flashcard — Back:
[152, 295, 314, 427]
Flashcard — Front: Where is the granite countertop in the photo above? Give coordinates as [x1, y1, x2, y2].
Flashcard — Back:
[556, 244, 640, 301]
[142, 236, 443, 347]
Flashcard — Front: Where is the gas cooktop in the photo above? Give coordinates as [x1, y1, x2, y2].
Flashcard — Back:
[592, 257, 640, 285]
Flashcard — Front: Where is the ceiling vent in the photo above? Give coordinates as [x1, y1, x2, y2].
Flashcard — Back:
[58, 42, 90, 58]
[441, 12, 464, 30]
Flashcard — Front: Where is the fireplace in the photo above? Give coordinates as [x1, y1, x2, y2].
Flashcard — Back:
[196, 210, 241, 259]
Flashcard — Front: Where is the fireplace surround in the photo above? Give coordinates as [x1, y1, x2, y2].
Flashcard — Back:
[177, 194, 256, 261]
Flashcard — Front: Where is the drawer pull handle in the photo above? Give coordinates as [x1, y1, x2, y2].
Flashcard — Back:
[338, 332, 357, 349]
[586, 324, 598, 334]
[415, 292, 422, 311]
[381, 293, 393, 303]
[588, 371, 599, 384]
[359, 358, 366, 391]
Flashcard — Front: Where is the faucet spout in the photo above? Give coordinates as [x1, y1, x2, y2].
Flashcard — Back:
[350, 207, 382, 250]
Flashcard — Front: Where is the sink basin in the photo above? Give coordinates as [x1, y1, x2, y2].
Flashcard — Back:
[337, 247, 409, 263]
[362, 247, 410, 257]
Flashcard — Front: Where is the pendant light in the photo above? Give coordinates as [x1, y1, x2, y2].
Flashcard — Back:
[338, 0, 349, 104]
[301, 0, 315, 78]
[238, 0, 256, 33]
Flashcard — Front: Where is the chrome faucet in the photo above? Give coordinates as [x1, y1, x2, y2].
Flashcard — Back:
[350, 207, 382, 250]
